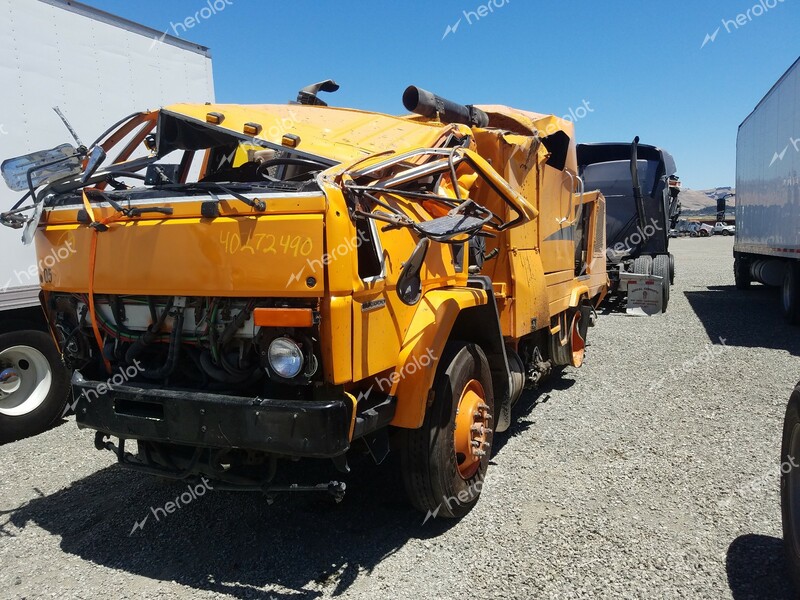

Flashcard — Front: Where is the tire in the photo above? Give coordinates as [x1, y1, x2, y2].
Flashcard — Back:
[783, 262, 800, 326]
[781, 383, 800, 591]
[399, 342, 494, 520]
[0, 330, 70, 443]
[652, 255, 670, 312]
[632, 255, 653, 275]
[668, 253, 675, 285]
[722, 230, 732, 236]
[734, 255, 751, 291]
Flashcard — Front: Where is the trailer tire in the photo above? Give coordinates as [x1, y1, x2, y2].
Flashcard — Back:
[399, 342, 494, 520]
[734, 256, 751, 290]
[652, 255, 670, 312]
[783, 262, 800, 325]
[781, 383, 800, 591]
[0, 330, 70, 443]
[632, 255, 653, 276]
[668, 253, 675, 285]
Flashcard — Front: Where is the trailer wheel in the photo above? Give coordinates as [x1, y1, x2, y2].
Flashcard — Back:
[734, 256, 751, 290]
[668, 253, 675, 285]
[781, 383, 800, 590]
[0, 330, 70, 443]
[399, 342, 494, 520]
[632, 255, 652, 275]
[652, 255, 670, 312]
[783, 262, 800, 325]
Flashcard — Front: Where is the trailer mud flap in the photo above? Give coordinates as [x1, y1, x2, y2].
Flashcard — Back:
[624, 273, 663, 316]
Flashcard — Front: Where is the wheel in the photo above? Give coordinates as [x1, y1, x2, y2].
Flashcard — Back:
[699, 230, 709, 237]
[784, 262, 800, 325]
[652, 255, 670, 312]
[0, 330, 70, 443]
[734, 255, 751, 290]
[632, 255, 653, 275]
[668, 253, 675, 285]
[781, 383, 800, 591]
[399, 342, 494, 520]
[722, 230, 732, 236]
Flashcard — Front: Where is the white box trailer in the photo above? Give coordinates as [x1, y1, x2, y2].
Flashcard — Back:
[734, 57, 800, 323]
[0, 0, 214, 441]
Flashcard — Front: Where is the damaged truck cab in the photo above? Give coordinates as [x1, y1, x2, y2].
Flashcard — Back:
[1, 84, 607, 517]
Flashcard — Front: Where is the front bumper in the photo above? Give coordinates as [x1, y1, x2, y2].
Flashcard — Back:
[72, 371, 367, 459]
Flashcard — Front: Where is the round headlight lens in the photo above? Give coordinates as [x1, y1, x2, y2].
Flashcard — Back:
[268, 337, 304, 379]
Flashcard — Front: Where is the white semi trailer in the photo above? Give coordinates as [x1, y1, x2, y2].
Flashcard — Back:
[734, 57, 800, 323]
[0, 0, 214, 441]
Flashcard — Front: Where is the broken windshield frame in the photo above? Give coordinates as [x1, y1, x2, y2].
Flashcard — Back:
[344, 147, 537, 233]
[16, 110, 339, 207]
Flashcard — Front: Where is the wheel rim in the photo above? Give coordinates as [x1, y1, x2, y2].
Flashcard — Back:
[454, 379, 490, 480]
[0, 345, 53, 417]
[570, 312, 585, 367]
[787, 424, 800, 557]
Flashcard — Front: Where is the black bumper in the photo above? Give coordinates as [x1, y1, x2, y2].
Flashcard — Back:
[71, 371, 358, 459]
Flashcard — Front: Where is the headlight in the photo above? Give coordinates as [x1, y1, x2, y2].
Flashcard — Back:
[268, 337, 304, 379]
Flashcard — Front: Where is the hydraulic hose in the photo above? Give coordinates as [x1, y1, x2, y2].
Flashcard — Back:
[125, 297, 174, 365]
[140, 311, 183, 381]
[199, 350, 253, 384]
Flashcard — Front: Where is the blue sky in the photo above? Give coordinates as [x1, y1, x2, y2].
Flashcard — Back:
[85, 0, 800, 190]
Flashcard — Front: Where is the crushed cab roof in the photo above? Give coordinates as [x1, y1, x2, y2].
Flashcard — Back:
[162, 103, 458, 164]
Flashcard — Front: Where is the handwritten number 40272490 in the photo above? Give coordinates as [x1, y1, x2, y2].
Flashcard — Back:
[220, 231, 313, 257]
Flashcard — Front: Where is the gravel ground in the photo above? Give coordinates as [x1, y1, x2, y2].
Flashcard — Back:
[1, 236, 798, 599]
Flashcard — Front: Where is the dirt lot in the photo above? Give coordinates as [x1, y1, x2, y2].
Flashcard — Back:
[1, 236, 798, 599]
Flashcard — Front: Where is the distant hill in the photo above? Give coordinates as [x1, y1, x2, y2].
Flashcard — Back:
[681, 187, 735, 215]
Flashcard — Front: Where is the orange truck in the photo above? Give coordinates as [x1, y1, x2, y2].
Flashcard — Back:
[0, 82, 607, 517]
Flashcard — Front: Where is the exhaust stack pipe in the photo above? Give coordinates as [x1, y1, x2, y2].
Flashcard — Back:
[402, 86, 489, 128]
